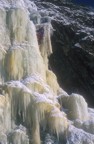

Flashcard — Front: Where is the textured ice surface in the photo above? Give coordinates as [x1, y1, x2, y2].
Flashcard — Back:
[0, 0, 94, 144]
[67, 125, 94, 144]
[0, 0, 37, 11]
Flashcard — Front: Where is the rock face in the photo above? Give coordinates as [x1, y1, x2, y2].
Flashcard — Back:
[33, 0, 94, 107]
[0, 0, 94, 144]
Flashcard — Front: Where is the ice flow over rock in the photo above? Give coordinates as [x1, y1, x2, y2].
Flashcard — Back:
[0, 0, 94, 144]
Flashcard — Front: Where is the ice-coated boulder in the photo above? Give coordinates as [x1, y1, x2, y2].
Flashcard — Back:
[58, 93, 89, 121]
[67, 93, 89, 120]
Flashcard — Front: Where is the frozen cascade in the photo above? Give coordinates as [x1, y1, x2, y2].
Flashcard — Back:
[0, 0, 94, 144]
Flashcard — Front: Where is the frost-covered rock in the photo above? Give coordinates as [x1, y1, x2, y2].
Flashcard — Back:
[8, 127, 29, 144]
[88, 108, 94, 119]
[82, 119, 94, 134]
[73, 118, 94, 134]
[73, 119, 83, 129]
[44, 133, 58, 144]
[67, 125, 94, 144]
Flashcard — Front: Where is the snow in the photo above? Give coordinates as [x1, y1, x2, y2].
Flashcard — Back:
[23, 73, 45, 85]
[88, 12, 94, 15]
[88, 108, 94, 114]
[50, 107, 65, 118]
[82, 35, 94, 41]
[22, 74, 51, 93]
[5, 80, 32, 93]
[67, 125, 94, 144]
[74, 43, 82, 48]
[15, 125, 27, 133]
[88, 108, 94, 119]
[0, 0, 37, 12]
[34, 92, 54, 105]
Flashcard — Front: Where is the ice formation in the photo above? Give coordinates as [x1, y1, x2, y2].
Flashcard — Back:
[0, 0, 94, 144]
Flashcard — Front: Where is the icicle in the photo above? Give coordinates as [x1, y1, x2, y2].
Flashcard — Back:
[36, 23, 52, 69]
[31, 108, 41, 144]
[48, 107, 68, 137]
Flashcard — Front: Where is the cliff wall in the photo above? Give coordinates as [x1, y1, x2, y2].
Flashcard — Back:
[0, 0, 94, 144]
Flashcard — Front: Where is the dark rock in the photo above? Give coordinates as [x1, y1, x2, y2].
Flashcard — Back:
[33, 0, 94, 107]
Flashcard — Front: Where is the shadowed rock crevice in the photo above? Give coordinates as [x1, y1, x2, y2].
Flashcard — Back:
[49, 47, 94, 107]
